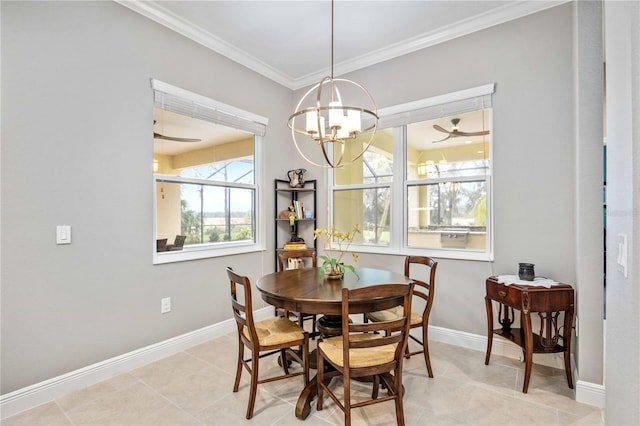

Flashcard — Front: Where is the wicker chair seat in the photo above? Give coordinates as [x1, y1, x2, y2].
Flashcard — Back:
[367, 307, 422, 327]
[319, 333, 395, 368]
[242, 317, 306, 346]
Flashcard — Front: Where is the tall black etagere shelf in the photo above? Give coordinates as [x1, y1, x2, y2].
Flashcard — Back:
[274, 179, 317, 269]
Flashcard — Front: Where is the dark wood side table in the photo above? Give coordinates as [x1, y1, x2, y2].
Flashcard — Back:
[484, 276, 575, 393]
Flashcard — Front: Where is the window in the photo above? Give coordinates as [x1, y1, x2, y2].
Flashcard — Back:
[330, 84, 494, 260]
[333, 129, 394, 245]
[152, 80, 267, 264]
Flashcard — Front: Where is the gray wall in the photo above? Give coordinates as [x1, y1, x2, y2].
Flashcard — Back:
[574, 0, 605, 387]
[0, 0, 296, 393]
[1, 0, 610, 409]
[317, 3, 589, 333]
[604, 1, 640, 424]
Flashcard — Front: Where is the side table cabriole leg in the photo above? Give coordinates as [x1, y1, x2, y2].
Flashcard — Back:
[521, 309, 533, 393]
[484, 297, 494, 365]
[563, 308, 575, 389]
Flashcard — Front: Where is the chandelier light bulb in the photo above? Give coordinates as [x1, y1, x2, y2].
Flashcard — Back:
[347, 110, 361, 133]
[328, 100, 344, 129]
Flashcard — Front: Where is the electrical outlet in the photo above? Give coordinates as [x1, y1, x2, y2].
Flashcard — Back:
[161, 297, 171, 314]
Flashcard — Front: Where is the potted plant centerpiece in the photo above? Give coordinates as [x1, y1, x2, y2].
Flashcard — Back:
[314, 224, 361, 279]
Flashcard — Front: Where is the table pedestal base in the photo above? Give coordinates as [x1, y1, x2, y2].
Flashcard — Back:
[316, 314, 342, 337]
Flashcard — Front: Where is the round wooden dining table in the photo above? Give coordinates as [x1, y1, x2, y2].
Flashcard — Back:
[256, 266, 413, 420]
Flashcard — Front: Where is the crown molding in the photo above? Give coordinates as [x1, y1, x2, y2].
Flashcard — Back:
[115, 0, 294, 88]
[115, 0, 569, 91]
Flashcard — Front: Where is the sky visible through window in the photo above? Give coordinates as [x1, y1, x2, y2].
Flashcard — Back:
[179, 160, 253, 213]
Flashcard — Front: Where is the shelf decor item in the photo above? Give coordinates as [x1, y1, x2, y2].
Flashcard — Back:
[314, 224, 361, 279]
[274, 179, 317, 269]
[287, 168, 306, 188]
[284, 241, 307, 250]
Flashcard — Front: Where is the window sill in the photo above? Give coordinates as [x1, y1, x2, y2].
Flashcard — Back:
[403, 247, 494, 262]
[153, 243, 262, 264]
[348, 244, 494, 262]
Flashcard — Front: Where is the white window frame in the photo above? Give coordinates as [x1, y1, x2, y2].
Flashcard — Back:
[151, 79, 267, 264]
[330, 83, 494, 261]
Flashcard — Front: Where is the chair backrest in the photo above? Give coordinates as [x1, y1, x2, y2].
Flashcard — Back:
[404, 256, 437, 317]
[173, 235, 187, 248]
[156, 238, 168, 252]
[226, 267, 258, 345]
[341, 283, 415, 371]
[277, 249, 317, 271]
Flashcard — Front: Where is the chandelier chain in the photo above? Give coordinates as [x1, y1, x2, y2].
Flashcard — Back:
[330, 0, 334, 80]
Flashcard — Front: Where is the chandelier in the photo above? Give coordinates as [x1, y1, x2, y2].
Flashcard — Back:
[287, 0, 378, 169]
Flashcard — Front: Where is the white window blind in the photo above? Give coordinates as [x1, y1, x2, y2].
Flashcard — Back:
[378, 83, 495, 129]
[151, 79, 268, 136]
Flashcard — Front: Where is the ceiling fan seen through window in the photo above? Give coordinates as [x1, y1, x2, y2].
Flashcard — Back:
[432, 117, 489, 143]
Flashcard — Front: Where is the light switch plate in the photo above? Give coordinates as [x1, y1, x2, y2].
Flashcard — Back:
[617, 233, 628, 278]
[161, 297, 171, 314]
[56, 225, 71, 244]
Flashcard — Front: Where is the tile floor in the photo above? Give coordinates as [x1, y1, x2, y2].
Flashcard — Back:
[2, 332, 604, 425]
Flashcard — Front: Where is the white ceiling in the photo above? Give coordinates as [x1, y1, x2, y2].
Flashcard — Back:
[141, 0, 564, 156]
[118, 0, 566, 90]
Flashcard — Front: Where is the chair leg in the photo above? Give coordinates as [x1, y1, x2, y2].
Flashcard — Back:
[394, 385, 406, 426]
[246, 348, 259, 419]
[372, 374, 380, 399]
[233, 338, 243, 392]
[344, 373, 351, 426]
[423, 326, 433, 378]
[280, 349, 290, 374]
[391, 370, 405, 426]
[311, 315, 317, 338]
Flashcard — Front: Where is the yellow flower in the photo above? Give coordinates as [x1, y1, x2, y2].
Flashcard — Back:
[314, 224, 361, 278]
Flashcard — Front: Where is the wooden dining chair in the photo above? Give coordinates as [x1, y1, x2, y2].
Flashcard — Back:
[317, 282, 415, 426]
[226, 267, 309, 419]
[366, 256, 438, 377]
[277, 249, 317, 336]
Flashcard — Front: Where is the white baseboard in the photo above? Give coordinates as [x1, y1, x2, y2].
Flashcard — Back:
[427, 325, 606, 408]
[427, 325, 567, 369]
[575, 379, 606, 408]
[1, 313, 605, 419]
[0, 308, 273, 420]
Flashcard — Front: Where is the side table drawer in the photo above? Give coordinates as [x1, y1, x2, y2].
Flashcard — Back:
[486, 282, 521, 306]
